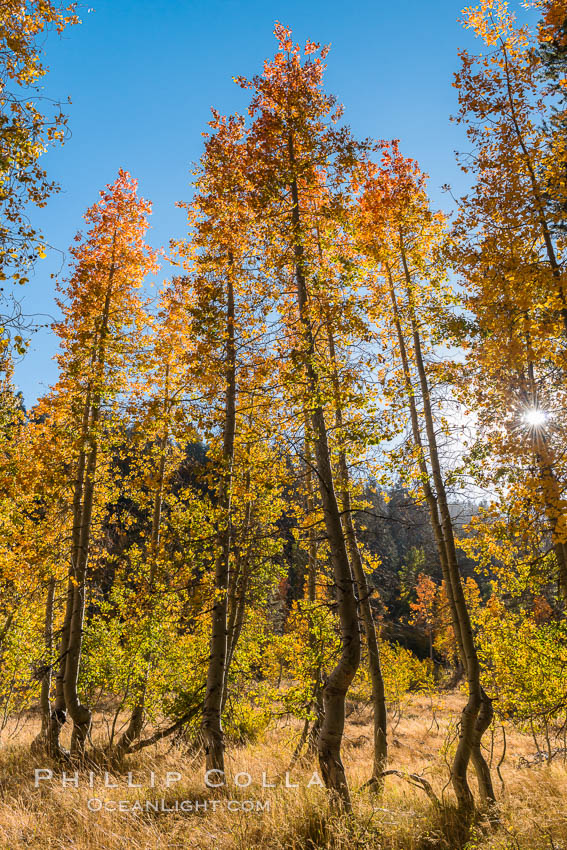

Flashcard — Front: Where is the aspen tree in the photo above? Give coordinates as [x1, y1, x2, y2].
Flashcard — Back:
[358, 145, 495, 809]
[175, 112, 278, 776]
[39, 171, 157, 756]
[237, 25, 370, 807]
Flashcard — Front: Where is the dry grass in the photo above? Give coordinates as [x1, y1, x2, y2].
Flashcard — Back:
[0, 692, 563, 850]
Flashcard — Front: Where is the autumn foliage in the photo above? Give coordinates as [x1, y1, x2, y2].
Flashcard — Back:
[0, 2, 567, 843]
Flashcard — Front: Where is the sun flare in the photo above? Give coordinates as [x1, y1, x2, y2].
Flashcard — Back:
[523, 408, 548, 428]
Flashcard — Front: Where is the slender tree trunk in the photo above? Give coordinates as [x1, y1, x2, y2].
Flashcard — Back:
[32, 577, 56, 753]
[221, 557, 250, 714]
[385, 262, 465, 667]
[305, 439, 318, 607]
[64, 413, 98, 755]
[326, 319, 387, 785]
[222, 460, 252, 713]
[288, 133, 360, 809]
[115, 367, 170, 757]
[388, 251, 494, 808]
[303, 422, 324, 756]
[41, 578, 56, 733]
[220, 437, 255, 715]
[47, 383, 93, 755]
[202, 256, 236, 776]
[48, 578, 72, 754]
[387, 262, 470, 803]
[401, 244, 494, 807]
[64, 250, 115, 758]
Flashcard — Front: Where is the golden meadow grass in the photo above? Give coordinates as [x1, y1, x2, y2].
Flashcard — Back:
[0, 692, 563, 850]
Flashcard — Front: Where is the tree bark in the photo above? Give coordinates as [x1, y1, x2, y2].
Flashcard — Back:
[302, 422, 324, 757]
[65, 416, 98, 755]
[221, 457, 253, 714]
[202, 255, 236, 776]
[64, 245, 115, 758]
[221, 557, 249, 714]
[387, 249, 494, 809]
[288, 132, 360, 810]
[47, 381, 93, 756]
[326, 319, 387, 785]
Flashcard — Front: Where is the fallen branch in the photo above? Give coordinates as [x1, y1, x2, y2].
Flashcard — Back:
[364, 769, 440, 807]
[126, 703, 202, 754]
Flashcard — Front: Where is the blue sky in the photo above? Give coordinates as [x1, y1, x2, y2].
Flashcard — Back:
[16, 0, 487, 403]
